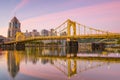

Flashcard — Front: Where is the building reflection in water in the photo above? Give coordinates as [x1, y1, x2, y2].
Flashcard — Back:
[7, 51, 20, 78]
[5, 46, 116, 79]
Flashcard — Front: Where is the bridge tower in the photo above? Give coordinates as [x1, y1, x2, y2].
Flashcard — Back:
[66, 19, 78, 51]
[67, 19, 76, 36]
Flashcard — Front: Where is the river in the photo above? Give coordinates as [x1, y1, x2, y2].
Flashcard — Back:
[0, 47, 120, 80]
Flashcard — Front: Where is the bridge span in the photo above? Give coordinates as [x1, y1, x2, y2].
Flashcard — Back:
[1, 19, 120, 50]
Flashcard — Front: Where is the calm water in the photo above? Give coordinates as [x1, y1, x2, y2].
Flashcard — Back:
[0, 47, 120, 80]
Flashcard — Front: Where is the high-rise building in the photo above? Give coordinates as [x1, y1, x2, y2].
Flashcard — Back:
[49, 29, 57, 36]
[24, 29, 40, 38]
[8, 16, 21, 39]
[31, 29, 40, 37]
[41, 29, 49, 36]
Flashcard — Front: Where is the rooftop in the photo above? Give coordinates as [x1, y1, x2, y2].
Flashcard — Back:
[10, 16, 20, 23]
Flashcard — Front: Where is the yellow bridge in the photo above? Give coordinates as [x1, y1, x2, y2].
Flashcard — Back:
[5, 19, 120, 44]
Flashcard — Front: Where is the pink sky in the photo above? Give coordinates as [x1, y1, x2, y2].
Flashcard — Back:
[12, 0, 29, 14]
[21, 1, 120, 33]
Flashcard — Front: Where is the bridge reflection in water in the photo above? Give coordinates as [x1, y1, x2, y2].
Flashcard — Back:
[5, 47, 120, 79]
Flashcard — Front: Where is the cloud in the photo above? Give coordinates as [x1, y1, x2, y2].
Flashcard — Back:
[21, 1, 120, 33]
[12, 0, 29, 14]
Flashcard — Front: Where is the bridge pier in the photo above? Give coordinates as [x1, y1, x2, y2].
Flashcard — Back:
[66, 40, 78, 47]
[16, 43, 25, 50]
[66, 40, 78, 57]
[92, 43, 105, 52]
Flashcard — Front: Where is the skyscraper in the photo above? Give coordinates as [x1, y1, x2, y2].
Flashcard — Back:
[8, 16, 21, 39]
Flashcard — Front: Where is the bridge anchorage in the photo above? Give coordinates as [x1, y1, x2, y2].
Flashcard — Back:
[1, 19, 120, 50]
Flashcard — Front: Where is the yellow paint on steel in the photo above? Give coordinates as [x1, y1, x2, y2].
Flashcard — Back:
[4, 33, 120, 44]
[16, 32, 25, 41]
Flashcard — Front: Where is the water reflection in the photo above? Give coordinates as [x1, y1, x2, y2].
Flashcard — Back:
[7, 51, 20, 78]
[4, 47, 120, 80]
[6, 47, 78, 79]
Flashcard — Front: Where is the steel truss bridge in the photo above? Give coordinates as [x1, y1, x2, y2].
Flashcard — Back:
[4, 19, 120, 44]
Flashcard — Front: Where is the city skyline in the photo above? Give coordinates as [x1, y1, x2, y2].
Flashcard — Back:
[0, 0, 120, 37]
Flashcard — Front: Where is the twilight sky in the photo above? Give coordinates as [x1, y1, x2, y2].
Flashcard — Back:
[0, 0, 120, 37]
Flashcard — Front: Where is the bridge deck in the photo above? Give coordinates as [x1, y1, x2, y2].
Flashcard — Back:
[4, 33, 120, 44]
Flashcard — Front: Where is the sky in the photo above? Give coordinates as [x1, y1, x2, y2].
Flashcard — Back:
[0, 0, 120, 37]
